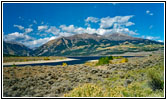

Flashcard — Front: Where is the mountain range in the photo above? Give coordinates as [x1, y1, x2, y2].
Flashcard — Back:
[3, 33, 164, 56]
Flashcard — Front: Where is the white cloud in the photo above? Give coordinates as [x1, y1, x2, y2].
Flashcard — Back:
[100, 15, 134, 29]
[14, 24, 24, 30]
[97, 28, 112, 35]
[46, 26, 60, 35]
[23, 36, 58, 48]
[146, 36, 159, 40]
[146, 10, 150, 14]
[97, 15, 137, 35]
[158, 40, 163, 42]
[25, 28, 33, 33]
[59, 32, 73, 37]
[96, 28, 138, 35]
[38, 25, 48, 31]
[85, 17, 99, 27]
[85, 17, 99, 23]
[59, 25, 97, 35]
[4, 32, 33, 42]
[126, 22, 135, 26]
[73, 27, 85, 34]
[85, 27, 97, 34]
[146, 36, 153, 40]
[146, 10, 154, 16]
[59, 25, 75, 33]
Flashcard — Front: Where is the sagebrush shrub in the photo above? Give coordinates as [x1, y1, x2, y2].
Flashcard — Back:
[148, 69, 164, 91]
[62, 62, 68, 67]
[96, 57, 109, 65]
[121, 58, 128, 63]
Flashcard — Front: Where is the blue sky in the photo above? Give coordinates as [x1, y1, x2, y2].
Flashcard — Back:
[3, 3, 164, 48]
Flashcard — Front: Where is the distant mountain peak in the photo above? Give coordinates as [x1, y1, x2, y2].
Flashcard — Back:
[3, 41, 32, 56]
[4, 41, 25, 46]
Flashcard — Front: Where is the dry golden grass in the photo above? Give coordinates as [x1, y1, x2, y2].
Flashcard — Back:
[3, 56, 66, 63]
[3, 66, 56, 79]
[84, 61, 98, 67]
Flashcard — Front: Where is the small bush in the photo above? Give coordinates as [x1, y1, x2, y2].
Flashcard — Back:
[44, 57, 50, 60]
[96, 57, 109, 65]
[62, 63, 68, 67]
[109, 56, 113, 60]
[64, 83, 123, 97]
[64, 84, 104, 97]
[12, 64, 16, 68]
[148, 69, 164, 91]
[120, 58, 128, 63]
[122, 82, 153, 97]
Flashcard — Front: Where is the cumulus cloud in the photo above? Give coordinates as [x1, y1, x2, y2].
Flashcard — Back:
[59, 25, 75, 33]
[59, 25, 97, 35]
[85, 17, 99, 26]
[25, 28, 33, 33]
[85, 17, 99, 23]
[100, 15, 134, 29]
[23, 36, 57, 48]
[58, 16, 137, 36]
[38, 25, 48, 31]
[97, 15, 137, 35]
[46, 26, 60, 35]
[73, 27, 85, 34]
[96, 28, 138, 35]
[85, 27, 97, 34]
[14, 24, 24, 30]
[4, 32, 33, 42]
[146, 36, 159, 40]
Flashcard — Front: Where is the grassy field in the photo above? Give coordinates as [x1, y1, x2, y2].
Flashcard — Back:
[3, 56, 67, 63]
[65, 61, 164, 97]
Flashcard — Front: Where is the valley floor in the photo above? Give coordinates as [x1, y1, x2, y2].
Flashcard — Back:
[3, 50, 164, 97]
